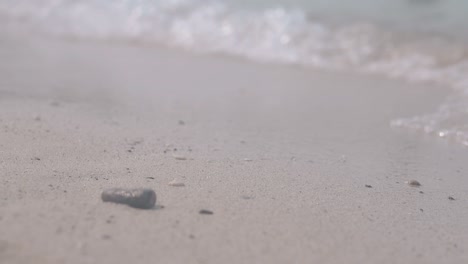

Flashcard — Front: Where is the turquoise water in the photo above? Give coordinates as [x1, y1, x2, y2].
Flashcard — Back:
[1, 0, 468, 146]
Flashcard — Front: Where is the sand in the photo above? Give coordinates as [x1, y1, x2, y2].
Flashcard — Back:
[0, 35, 467, 264]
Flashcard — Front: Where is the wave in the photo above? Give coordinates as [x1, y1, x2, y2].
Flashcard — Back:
[2, 0, 468, 146]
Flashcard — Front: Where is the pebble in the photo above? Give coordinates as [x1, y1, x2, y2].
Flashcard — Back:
[199, 209, 213, 215]
[173, 154, 187, 160]
[365, 184, 372, 188]
[101, 188, 156, 209]
[448, 196, 455, 201]
[406, 180, 421, 187]
[168, 179, 185, 187]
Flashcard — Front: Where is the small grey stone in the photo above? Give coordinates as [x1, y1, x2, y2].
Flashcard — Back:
[199, 209, 213, 215]
[407, 180, 421, 187]
[173, 154, 187, 160]
[101, 188, 156, 209]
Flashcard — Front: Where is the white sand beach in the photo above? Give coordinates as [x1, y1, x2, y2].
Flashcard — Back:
[0, 35, 467, 264]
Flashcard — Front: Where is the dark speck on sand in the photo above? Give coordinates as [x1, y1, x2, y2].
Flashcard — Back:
[407, 180, 421, 187]
[199, 209, 213, 215]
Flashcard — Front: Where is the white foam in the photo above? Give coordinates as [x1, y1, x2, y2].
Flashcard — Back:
[391, 95, 468, 146]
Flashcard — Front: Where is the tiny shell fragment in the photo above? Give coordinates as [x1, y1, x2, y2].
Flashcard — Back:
[168, 179, 185, 187]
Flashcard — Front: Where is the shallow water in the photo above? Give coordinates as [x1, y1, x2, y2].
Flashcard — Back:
[1, 0, 468, 146]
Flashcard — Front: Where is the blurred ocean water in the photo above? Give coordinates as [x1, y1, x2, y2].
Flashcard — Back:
[1, 0, 468, 146]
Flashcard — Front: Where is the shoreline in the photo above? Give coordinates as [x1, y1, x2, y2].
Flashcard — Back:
[0, 36, 467, 264]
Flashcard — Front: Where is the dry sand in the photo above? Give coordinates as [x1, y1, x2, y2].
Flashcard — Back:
[0, 36, 467, 264]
